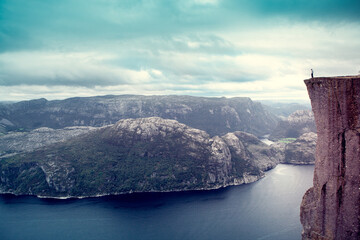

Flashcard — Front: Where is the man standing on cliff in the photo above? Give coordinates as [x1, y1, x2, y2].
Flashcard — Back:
[311, 69, 314, 78]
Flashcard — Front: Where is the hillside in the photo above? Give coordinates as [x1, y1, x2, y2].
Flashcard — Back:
[270, 110, 316, 140]
[0, 117, 279, 198]
[0, 126, 97, 158]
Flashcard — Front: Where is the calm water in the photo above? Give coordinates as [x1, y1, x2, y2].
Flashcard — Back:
[0, 164, 314, 240]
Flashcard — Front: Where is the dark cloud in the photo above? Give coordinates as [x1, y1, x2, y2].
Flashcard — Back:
[226, 0, 360, 21]
[1, 0, 358, 53]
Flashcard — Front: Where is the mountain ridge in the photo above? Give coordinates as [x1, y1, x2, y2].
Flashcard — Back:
[0, 94, 278, 137]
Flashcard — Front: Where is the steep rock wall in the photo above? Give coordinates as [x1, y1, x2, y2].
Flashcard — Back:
[300, 76, 360, 239]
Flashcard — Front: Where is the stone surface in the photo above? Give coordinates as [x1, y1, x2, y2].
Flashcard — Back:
[0, 126, 96, 158]
[284, 132, 317, 164]
[228, 131, 279, 171]
[270, 141, 287, 163]
[300, 76, 360, 240]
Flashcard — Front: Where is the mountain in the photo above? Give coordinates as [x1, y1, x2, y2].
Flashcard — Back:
[269, 132, 316, 165]
[259, 101, 311, 118]
[270, 110, 316, 140]
[0, 95, 278, 137]
[283, 132, 316, 164]
[0, 117, 279, 198]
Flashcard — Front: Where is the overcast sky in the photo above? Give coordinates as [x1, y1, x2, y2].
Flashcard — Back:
[1, 0, 360, 102]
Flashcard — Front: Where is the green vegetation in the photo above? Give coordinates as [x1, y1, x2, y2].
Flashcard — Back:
[278, 138, 296, 143]
[0, 129, 225, 197]
[0, 120, 274, 197]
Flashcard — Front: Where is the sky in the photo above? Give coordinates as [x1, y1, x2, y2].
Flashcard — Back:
[1, 0, 360, 102]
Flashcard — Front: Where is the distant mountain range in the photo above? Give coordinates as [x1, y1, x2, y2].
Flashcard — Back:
[259, 101, 311, 119]
[270, 110, 316, 140]
[0, 95, 278, 137]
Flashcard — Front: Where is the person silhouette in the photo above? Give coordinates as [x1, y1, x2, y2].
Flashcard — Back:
[311, 69, 314, 78]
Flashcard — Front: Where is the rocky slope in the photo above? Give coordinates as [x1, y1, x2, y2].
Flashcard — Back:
[283, 132, 316, 164]
[0, 126, 97, 158]
[0, 117, 279, 198]
[300, 76, 360, 239]
[269, 132, 316, 165]
[0, 95, 278, 137]
[223, 131, 278, 171]
[270, 110, 316, 140]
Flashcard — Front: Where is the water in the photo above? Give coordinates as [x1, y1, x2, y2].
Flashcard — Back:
[0, 164, 314, 240]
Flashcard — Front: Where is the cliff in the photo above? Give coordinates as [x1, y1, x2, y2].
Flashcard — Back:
[0, 117, 279, 198]
[300, 76, 360, 239]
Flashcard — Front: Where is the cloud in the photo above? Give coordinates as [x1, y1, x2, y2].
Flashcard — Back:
[225, 0, 360, 22]
[0, 51, 153, 87]
[1, 21, 360, 102]
[1, 0, 359, 52]
[0, 0, 360, 102]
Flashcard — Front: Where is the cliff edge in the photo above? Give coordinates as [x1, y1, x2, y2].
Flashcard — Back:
[300, 76, 360, 239]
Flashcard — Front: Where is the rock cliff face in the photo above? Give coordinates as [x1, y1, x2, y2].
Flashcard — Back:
[300, 76, 360, 239]
[0, 117, 279, 198]
[224, 131, 278, 171]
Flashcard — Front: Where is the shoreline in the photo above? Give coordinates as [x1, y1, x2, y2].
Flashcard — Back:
[0, 161, 314, 200]
[0, 173, 265, 200]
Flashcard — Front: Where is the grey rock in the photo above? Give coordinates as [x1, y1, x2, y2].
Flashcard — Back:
[222, 131, 279, 175]
[0, 126, 96, 158]
[270, 110, 316, 140]
[270, 141, 287, 163]
[284, 132, 317, 164]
